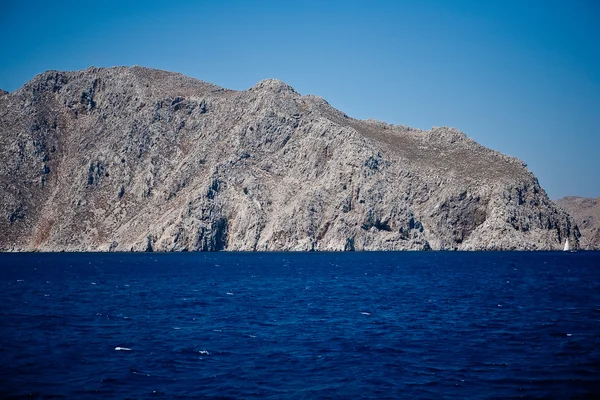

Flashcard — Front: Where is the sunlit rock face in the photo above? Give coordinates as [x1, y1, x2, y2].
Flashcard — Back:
[0, 67, 579, 251]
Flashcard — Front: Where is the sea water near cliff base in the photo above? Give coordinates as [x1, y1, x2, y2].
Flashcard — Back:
[0, 251, 599, 399]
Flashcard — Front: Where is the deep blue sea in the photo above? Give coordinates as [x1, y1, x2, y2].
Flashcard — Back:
[0, 251, 599, 399]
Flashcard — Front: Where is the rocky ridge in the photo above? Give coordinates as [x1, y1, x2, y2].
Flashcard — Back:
[556, 197, 600, 249]
[0, 66, 579, 251]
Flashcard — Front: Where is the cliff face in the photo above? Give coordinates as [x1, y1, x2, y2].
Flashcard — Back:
[0, 67, 579, 251]
[556, 197, 600, 250]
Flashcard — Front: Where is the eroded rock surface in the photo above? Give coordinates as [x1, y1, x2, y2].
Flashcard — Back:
[556, 197, 599, 249]
[0, 67, 579, 251]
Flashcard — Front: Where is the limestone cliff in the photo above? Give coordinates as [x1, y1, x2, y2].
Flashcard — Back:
[556, 197, 599, 250]
[0, 67, 579, 251]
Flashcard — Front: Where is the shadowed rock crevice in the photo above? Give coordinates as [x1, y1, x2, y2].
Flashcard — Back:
[0, 66, 579, 251]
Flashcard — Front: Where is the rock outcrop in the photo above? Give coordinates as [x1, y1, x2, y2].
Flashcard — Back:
[0, 67, 579, 251]
[556, 197, 599, 250]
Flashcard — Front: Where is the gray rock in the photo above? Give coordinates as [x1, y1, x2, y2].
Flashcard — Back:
[0, 66, 579, 251]
[556, 197, 600, 249]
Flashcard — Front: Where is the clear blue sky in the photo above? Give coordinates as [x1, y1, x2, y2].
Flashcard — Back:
[1, 0, 598, 199]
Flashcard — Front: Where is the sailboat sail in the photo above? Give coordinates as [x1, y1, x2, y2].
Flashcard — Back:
[563, 238, 570, 252]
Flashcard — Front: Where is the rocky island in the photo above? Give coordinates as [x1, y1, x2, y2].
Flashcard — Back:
[556, 197, 599, 250]
[0, 67, 579, 251]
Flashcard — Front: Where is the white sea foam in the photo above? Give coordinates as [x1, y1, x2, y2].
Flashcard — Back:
[198, 350, 209, 355]
[566, 333, 572, 337]
[361, 312, 371, 315]
[226, 292, 234, 295]
[115, 347, 132, 351]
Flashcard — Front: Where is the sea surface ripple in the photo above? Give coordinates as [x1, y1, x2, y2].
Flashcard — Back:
[0, 251, 599, 399]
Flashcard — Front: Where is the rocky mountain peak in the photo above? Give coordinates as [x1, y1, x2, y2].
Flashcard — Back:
[250, 78, 297, 94]
[0, 67, 580, 251]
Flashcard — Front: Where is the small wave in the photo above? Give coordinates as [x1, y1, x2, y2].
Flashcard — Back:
[198, 350, 209, 355]
[226, 292, 234, 295]
[361, 312, 371, 316]
[115, 347, 131, 351]
[550, 332, 573, 338]
[130, 368, 151, 376]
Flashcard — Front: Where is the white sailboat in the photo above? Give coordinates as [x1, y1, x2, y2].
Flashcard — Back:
[563, 238, 575, 252]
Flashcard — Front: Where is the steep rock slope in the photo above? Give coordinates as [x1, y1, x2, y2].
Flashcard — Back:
[0, 67, 579, 251]
[556, 197, 599, 249]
